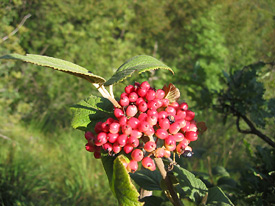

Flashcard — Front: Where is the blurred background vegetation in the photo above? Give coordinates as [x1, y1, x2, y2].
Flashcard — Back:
[0, 0, 274, 205]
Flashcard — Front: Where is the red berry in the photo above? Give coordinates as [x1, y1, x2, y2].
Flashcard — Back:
[126, 105, 138, 117]
[170, 102, 179, 109]
[127, 136, 139, 147]
[85, 131, 95, 141]
[94, 151, 101, 159]
[142, 157, 156, 171]
[113, 142, 122, 154]
[159, 118, 170, 130]
[185, 131, 198, 141]
[144, 126, 155, 136]
[181, 121, 190, 132]
[138, 121, 150, 132]
[128, 92, 138, 102]
[156, 129, 168, 139]
[114, 108, 124, 118]
[127, 160, 138, 173]
[138, 113, 147, 122]
[176, 119, 186, 128]
[119, 116, 128, 126]
[120, 92, 128, 98]
[158, 111, 168, 120]
[179, 102, 188, 111]
[94, 122, 103, 134]
[147, 100, 158, 110]
[108, 133, 119, 143]
[94, 132, 107, 146]
[130, 130, 142, 139]
[136, 97, 145, 105]
[176, 110, 186, 119]
[163, 149, 171, 158]
[85, 142, 95, 152]
[125, 85, 135, 94]
[176, 139, 189, 155]
[165, 106, 176, 116]
[137, 88, 147, 97]
[147, 109, 158, 116]
[138, 102, 148, 112]
[189, 123, 197, 132]
[169, 122, 181, 134]
[146, 89, 156, 101]
[144, 141, 156, 152]
[117, 134, 128, 147]
[162, 99, 170, 107]
[120, 96, 130, 106]
[156, 89, 165, 99]
[124, 144, 134, 154]
[185, 110, 195, 121]
[128, 117, 140, 129]
[101, 122, 110, 133]
[140, 81, 150, 90]
[164, 136, 176, 151]
[109, 122, 120, 134]
[173, 133, 185, 142]
[102, 143, 113, 152]
[122, 124, 132, 135]
[131, 149, 144, 162]
[147, 115, 158, 126]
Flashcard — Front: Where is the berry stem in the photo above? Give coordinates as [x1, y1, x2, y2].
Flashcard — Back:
[93, 83, 121, 108]
[154, 158, 183, 206]
[109, 85, 114, 98]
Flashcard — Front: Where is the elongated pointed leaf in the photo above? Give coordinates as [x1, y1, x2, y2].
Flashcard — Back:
[173, 166, 208, 203]
[70, 95, 114, 131]
[0, 54, 106, 83]
[104, 55, 174, 86]
[101, 155, 144, 206]
[206, 186, 234, 206]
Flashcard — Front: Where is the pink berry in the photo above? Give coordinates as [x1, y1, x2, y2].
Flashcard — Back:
[128, 92, 138, 102]
[122, 124, 132, 135]
[156, 89, 165, 99]
[176, 119, 186, 128]
[114, 108, 124, 118]
[127, 160, 138, 173]
[144, 141, 156, 152]
[140, 81, 150, 90]
[127, 136, 139, 147]
[137, 88, 147, 97]
[170, 102, 179, 109]
[147, 100, 158, 110]
[138, 113, 147, 122]
[163, 149, 171, 158]
[119, 116, 128, 126]
[136, 97, 145, 105]
[173, 132, 185, 142]
[120, 96, 130, 107]
[102, 142, 113, 152]
[158, 111, 168, 120]
[146, 89, 156, 101]
[165, 106, 176, 116]
[176, 139, 189, 154]
[147, 115, 158, 126]
[164, 136, 176, 151]
[147, 109, 158, 116]
[142, 157, 156, 171]
[131, 149, 144, 162]
[181, 121, 190, 132]
[154, 148, 165, 158]
[156, 129, 169, 139]
[124, 144, 134, 154]
[126, 105, 138, 117]
[162, 99, 170, 107]
[138, 102, 148, 112]
[189, 123, 198, 132]
[94, 132, 107, 146]
[138, 121, 150, 132]
[159, 118, 170, 130]
[176, 110, 186, 119]
[125, 85, 135, 94]
[120, 92, 128, 98]
[109, 122, 120, 134]
[101, 122, 110, 133]
[128, 117, 140, 129]
[108, 133, 119, 143]
[113, 142, 122, 154]
[144, 126, 155, 136]
[130, 130, 142, 139]
[169, 122, 181, 134]
[185, 131, 198, 141]
[117, 134, 128, 147]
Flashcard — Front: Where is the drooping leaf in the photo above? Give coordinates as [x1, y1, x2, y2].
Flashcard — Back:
[70, 95, 114, 131]
[206, 186, 234, 206]
[104, 55, 174, 86]
[130, 169, 162, 191]
[212, 166, 230, 177]
[104, 155, 144, 206]
[0, 54, 106, 84]
[173, 165, 208, 203]
[163, 83, 180, 102]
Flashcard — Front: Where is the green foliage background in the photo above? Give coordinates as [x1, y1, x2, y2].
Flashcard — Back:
[0, 0, 274, 205]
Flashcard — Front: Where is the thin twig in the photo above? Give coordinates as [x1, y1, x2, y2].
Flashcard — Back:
[0, 133, 11, 141]
[1, 13, 31, 43]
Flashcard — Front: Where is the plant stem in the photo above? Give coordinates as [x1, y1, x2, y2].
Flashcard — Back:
[154, 158, 183, 206]
[93, 83, 121, 108]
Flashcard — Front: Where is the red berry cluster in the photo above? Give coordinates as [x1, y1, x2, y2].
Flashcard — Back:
[84, 81, 198, 173]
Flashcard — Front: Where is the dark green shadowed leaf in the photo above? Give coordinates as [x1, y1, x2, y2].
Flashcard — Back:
[70, 95, 114, 131]
[173, 166, 208, 203]
[206, 186, 234, 206]
[130, 169, 162, 191]
[104, 55, 174, 86]
[0, 54, 106, 83]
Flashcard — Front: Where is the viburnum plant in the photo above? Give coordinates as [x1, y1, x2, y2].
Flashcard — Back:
[0, 54, 233, 206]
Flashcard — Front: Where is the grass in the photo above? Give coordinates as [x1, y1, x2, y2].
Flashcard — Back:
[0, 113, 117, 206]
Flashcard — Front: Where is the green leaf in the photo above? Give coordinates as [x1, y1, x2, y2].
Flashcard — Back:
[212, 166, 230, 177]
[140, 196, 164, 206]
[173, 166, 208, 203]
[70, 95, 114, 131]
[0, 54, 106, 84]
[101, 155, 144, 206]
[206, 186, 234, 206]
[104, 55, 174, 86]
[130, 169, 162, 191]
